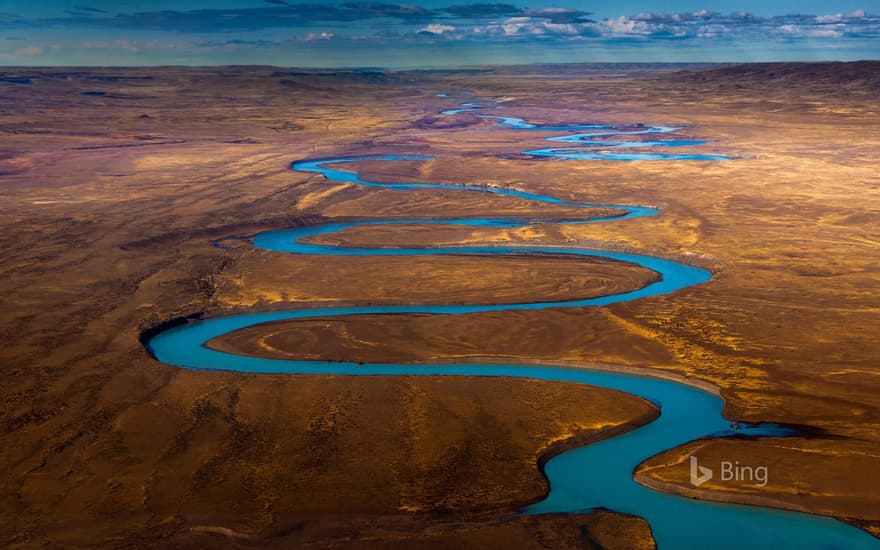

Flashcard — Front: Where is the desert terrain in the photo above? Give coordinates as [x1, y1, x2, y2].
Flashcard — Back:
[1, 62, 878, 547]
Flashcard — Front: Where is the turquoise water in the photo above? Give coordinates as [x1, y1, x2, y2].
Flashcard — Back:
[145, 98, 879, 549]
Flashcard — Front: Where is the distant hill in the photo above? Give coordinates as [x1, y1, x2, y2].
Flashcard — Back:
[667, 61, 880, 98]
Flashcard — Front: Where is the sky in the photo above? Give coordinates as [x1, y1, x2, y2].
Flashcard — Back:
[1, 1, 879, 67]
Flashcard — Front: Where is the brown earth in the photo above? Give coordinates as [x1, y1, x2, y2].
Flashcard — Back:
[0, 65, 660, 548]
[634, 437, 880, 536]
[212, 251, 659, 309]
[1, 62, 879, 546]
[167, 512, 656, 550]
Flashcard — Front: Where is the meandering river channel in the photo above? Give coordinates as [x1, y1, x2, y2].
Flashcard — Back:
[146, 96, 879, 549]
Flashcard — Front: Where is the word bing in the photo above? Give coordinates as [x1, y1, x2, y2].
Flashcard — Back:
[690, 456, 769, 487]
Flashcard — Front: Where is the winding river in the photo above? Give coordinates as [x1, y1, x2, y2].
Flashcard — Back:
[146, 96, 879, 549]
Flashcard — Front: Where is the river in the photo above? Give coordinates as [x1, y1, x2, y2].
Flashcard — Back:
[146, 96, 879, 549]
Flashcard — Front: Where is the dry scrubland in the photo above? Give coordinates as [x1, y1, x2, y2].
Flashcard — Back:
[0, 62, 878, 546]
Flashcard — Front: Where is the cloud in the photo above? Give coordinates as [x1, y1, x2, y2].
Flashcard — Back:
[194, 38, 280, 48]
[816, 10, 869, 23]
[780, 25, 843, 38]
[524, 8, 593, 24]
[695, 24, 731, 39]
[418, 23, 456, 35]
[194, 34, 335, 48]
[73, 6, 109, 14]
[443, 3, 522, 18]
[4, 5, 879, 46]
[40, 3, 434, 33]
[368, 8, 880, 43]
[341, 3, 432, 21]
[631, 10, 719, 24]
[583, 10, 880, 41]
[439, 5, 592, 25]
[302, 31, 334, 41]
[0, 12, 27, 26]
[601, 16, 650, 36]
[496, 8, 866, 42]
[464, 16, 597, 39]
[64, 5, 111, 18]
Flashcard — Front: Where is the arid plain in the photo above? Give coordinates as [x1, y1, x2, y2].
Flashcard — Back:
[1, 63, 879, 547]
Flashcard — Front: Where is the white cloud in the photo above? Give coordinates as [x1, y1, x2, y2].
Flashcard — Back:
[697, 24, 731, 38]
[601, 16, 651, 36]
[816, 10, 871, 23]
[303, 32, 333, 41]
[418, 24, 455, 35]
[780, 25, 843, 38]
[403, 10, 880, 43]
[809, 28, 845, 37]
[816, 13, 843, 23]
[471, 17, 586, 38]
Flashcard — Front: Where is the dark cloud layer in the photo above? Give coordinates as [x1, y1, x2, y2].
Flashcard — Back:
[193, 38, 280, 47]
[54, 4, 433, 32]
[525, 8, 594, 24]
[7, 3, 593, 33]
[343, 2, 432, 20]
[2, 4, 878, 44]
[443, 3, 521, 18]
[0, 12, 27, 24]
[73, 5, 109, 14]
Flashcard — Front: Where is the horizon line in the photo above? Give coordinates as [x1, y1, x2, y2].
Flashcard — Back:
[2, 59, 878, 72]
